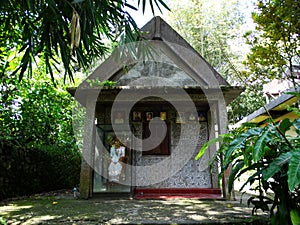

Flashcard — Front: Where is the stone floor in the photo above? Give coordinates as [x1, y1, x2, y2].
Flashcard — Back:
[0, 191, 269, 225]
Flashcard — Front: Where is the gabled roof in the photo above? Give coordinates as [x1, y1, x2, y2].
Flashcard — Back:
[141, 16, 229, 86]
[232, 86, 299, 129]
[86, 16, 230, 89]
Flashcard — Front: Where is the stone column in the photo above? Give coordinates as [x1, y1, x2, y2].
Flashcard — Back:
[80, 98, 96, 199]
[207, 102, 219, 189]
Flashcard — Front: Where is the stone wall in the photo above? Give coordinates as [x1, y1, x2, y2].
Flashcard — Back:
[133, 121, 211, 188]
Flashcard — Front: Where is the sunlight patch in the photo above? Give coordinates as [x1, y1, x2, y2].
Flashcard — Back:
[0, 204, 32, 215]
[22, 215, 60, 225]
[188, 214, 207, 221]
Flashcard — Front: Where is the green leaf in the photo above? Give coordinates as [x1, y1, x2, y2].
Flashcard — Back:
[221, 128, 260, 164]
[72, 0, 85, 3]
[223, 145, 241, 167]
[228, 160, 244, 193]
[288, 149, 300, 192]
[222, 128, 260, 165]
[142, 0, 146, 14]
[124, 3, 138, 11]
[156, 0, 170, 11]
[240, 127, 262, 138]
[278, 118, 293, 134]
[195, 134, 231, 160]
[293, 119, 300, 134]
[263, 152, 292, 180]
[228, 136, 245, 149]
[0, 216, 7, 225]
[291, 209, 300, 225]
[149, 0, 155, 15]
[253, 125, 273, 162]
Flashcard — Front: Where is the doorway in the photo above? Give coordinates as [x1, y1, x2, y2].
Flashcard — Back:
[93, 125, 132, 193]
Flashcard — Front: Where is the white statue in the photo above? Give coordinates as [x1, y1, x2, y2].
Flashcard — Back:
[108, 140, 125, 182]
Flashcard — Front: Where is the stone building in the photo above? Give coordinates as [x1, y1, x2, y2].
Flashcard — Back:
[68, 17, 242, 199]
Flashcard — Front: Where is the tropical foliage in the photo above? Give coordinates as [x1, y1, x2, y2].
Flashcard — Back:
[166, 0, 246, 82]
[234, 0, 299, 123]
[0, 0, 169, 83]
[244, 0, 300, 84]
[0, 68, 81, 199]
[0, 71, 74, 147]
[196, 1, 300, 224]
[227, 84, 264, 123]
[196, 116, 300, 225]
[229, 0, 300, 124]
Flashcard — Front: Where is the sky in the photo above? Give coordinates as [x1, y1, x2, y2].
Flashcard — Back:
[126, 0, 169, 28]
[126, 0, 255, 29]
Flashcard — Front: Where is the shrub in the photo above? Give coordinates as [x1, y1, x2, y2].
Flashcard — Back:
[0, 141, 81, 200]
[196, 118, 300, 225]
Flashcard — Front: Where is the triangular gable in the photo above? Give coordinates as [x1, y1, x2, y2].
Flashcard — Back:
[87, 16, 229, 88]
[141, 17, 229, 86]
